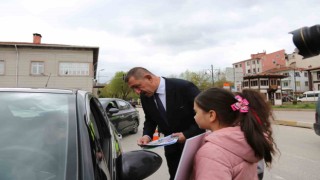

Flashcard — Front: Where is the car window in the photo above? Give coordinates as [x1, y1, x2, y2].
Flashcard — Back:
[106, 101, 118, 111]
[0, 92, 71, 180]
[87, 97, 113, 180]
[117, 100, 130, 110]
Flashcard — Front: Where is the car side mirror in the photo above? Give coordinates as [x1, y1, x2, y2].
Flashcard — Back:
[107, 107, 119, 116]
[120, 150, 162, 180]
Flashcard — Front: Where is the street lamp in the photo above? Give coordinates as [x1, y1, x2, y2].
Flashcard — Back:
[98, 69, 105, 84]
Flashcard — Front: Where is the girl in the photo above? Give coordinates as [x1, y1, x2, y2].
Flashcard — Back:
[192, 88, 278, 180]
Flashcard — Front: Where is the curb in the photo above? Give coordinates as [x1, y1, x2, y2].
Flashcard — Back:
[274, 119, 313, 129]
[273, 109, 315, 112]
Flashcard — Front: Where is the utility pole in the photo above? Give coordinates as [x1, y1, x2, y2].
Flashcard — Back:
[211, 64, 214, 86]
[293, 67, 297, 100]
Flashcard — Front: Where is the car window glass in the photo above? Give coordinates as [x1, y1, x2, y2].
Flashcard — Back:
[87, 98, 112, 180]
[106, 101, 118, 111]
[0, 92, 70, 180]
[117, 100, 129, 110]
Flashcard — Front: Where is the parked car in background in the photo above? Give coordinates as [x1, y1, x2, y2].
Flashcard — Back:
[297, 91, 320, 102]
[129, 100, 138, 108]
[99, 98, 140, 135]
[314, 96, 320, 136]
[0, 88, 161, 180]
[282, 95, 294, 102]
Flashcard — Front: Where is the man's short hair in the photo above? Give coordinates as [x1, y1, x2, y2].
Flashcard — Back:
[124, 67, 154, 82]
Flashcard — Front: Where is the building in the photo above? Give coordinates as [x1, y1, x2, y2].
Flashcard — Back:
[286, 51, 320, 69]
[242, 74, 287, 105]
[286, 51, 320, 92]
[305, 66, 320, 91]
[232, 50, 286, 91]
[263, 66, 309, 96]
[0, 34, 99, 92]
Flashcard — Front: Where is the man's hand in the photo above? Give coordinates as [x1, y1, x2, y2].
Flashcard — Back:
[171, 132, 186, 143]
[137, 135, 151, 146]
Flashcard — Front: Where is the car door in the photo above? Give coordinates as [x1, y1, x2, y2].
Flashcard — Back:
[104, 100, 123, 133]
[115, 100, 135, 133]
[82, 95, 115, 180]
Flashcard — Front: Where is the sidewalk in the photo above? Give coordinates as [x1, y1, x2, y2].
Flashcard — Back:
[273, 108, 314, 129]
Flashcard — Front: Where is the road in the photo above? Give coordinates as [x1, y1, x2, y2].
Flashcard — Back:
[120, 108, 320, 180]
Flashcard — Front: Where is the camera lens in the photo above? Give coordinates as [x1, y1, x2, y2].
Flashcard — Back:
[290, 24, 320, 59]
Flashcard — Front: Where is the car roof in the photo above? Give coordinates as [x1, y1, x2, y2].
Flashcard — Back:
[99, 98, 124, 101]
[0, 88, 77, 94]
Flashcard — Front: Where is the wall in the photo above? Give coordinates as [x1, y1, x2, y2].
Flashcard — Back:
[0, 47, 94, 92]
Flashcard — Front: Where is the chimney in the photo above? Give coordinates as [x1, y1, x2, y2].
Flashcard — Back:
[33, 33, 42, 44]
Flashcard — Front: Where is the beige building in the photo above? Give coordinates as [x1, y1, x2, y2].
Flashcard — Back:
[0, 34, 99, 92]
[286, 51, 320, 69]
[286, 51, 320, 91]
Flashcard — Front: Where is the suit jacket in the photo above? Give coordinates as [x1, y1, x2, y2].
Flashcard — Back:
[140, 78, 204, 140]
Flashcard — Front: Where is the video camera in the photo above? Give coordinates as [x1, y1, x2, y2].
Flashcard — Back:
[290, 24, 320, 59]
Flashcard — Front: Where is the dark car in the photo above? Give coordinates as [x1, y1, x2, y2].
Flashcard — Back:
[282, 95, 294, 102]
[314, 96, 320, 136]
[99, 98, 139, 135]
[0, 88, 161, 180]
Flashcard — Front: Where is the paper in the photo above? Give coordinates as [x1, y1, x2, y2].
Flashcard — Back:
[174, 132, 206, 180]
[141, 135, 179, 149]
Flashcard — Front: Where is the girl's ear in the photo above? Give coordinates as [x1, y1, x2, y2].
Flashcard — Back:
[208, 110, 217, 123]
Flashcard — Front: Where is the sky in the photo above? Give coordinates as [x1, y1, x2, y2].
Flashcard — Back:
[1, 0, 319, 83]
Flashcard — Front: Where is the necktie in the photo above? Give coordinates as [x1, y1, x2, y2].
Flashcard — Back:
[154, 93, 168, 125]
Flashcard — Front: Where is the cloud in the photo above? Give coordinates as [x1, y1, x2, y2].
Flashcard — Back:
[1, 0, 319, 83]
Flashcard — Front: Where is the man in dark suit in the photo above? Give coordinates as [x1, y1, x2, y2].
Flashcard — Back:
[125, 67, 205, 180]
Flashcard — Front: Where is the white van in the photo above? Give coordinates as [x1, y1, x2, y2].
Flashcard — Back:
[297, 91, 320, 102]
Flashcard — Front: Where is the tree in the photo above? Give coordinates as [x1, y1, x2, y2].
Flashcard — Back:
[179, 70, 211, 91]
[103, 71, 132, 99]
[99, 71, 141, 100]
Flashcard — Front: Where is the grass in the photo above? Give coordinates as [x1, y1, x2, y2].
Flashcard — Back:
[272, 102, 316, 109]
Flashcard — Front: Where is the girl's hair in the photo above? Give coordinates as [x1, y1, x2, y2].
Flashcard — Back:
[194, 87, 278, 167]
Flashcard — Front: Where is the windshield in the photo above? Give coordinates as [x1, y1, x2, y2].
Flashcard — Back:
[0, 92, 73, 180]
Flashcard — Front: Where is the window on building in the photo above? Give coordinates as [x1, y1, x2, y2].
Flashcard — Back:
[261, 80, 269, 86]
[257, 68, 260, 72]
[257, 60, 260, 64]
[0, 60, 4, 75]
[304, 72, 308, 77]
[59, 62, 89, 76]
[248, 69, 251, 73]
[294, 72, 300, 77]
[31, 61, 44, 75]
[296, 81, 300, 87]
[243, 81, 249, 87]
[235, 64, 238, 68]
[247, 61, 250, 65]
[270, 79, 277, 85]
[283, 72, 289, 76]
[253, 69, 256, 73]
[305, 81, 309, 86]
[250, 80, 258, 86]
[239, 64, 242, 67]
[283, 81, 288, 87]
